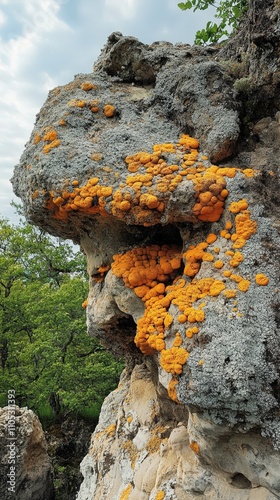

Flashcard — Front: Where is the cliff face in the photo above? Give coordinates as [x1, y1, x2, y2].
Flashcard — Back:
[0, 406, 54, 500]
[12, 10, 280, 499]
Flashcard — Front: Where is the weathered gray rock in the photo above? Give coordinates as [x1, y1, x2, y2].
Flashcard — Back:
[12, 30, 280, 500]
[0, 406, 54, 500]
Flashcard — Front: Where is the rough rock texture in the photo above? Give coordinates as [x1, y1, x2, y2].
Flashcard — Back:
[12, 12, 280, 500]
[0, 406, 54, 500]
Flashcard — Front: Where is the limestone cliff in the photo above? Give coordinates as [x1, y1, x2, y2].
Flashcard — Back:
[0, 406, 54, 500]
[12, 2, 280, 498]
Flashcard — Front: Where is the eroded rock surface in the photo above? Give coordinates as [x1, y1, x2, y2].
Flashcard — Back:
[0, 406, 54, 500]
[12, 31, 280, 500]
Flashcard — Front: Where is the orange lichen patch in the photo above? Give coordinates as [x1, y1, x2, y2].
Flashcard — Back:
[139, 193, 160, 209]
[67, 99, 86, 107]
[186, 326, 199, 338]
[243, 168, 254, 177]
[168, 378, 180, 402]
[178, 134, 199, 149]
[33, 131, 41, 144]
[184, 242, 210, 277]
[32, 190, 39, 199]
[43, 139, 60, 154]
[223, 270, 232, 278]
[112, 244, 182, 292]
[255, 273, 269, 286]
[220, 229, 231, 239]
[209, 280, 226, 296]
[120, 483, 133, 500]
[43, 129, 57, 142]
[156, 491, 165, 500]
[216, 167, 236, 178]
[206, 233, 217, 244]
[231, 210, 257, 247]
[82, 298, 88, 309]
[214, 260, 224, 269]
[225, 221, 233, 230]
[192, 173, 228, 222]
[190, 441, 200, 455]
[229, 199, 248, 214]
[91, 153, 103, 161]
[223, 289, 237, 299]
[81, 82, 96, 91]
[127, 415, 133, 424]
[106, 423, 116, 437]
[103, 104, 115, 117]
[238, 279, 251, 292]
[173, 332, 183, 347]
[198, 359, 204, 365]
[153, 143, 176, 153]
[93, 264, 110, 282]
[160, 347, 189, 375]
[72, 180, 79, 186]
[91, 106, 99, 113]
[59, 119, 67, 126]
[229, 251, 244, 268]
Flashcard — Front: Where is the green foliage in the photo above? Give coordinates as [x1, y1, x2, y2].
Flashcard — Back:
[178, 0, 248, 44]
[0, 214, 124, 420]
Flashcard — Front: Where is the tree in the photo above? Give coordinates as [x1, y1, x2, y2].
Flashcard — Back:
[0, 214, 123, 420]
[178, 0, 248, 44]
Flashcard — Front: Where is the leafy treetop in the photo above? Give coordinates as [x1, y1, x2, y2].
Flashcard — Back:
[178, 0, 248, 45]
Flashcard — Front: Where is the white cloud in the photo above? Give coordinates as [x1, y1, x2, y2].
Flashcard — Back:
[104, 0, 139, 20]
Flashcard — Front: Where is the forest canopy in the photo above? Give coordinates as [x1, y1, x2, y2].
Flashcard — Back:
[0, 213, 123, 423]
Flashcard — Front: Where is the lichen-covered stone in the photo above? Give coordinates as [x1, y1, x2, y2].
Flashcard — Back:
[12, 31, 280, 500]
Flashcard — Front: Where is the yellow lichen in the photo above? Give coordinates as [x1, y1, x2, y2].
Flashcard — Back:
[190, 440, 200, 454]
[160, 347, 189, 375]
[120, 484, 133, 500]
[81, 82, 96, 91]
[103, 104, 115, 117]
[156, 491, 165, 500]
[255, 273, 269, 286]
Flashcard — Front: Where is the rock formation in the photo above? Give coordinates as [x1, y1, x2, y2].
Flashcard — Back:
[12, 2, 280, 498]
[0, 406, 54, 500]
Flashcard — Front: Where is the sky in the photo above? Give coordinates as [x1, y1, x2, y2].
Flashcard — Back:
[0, 0, 216, 224]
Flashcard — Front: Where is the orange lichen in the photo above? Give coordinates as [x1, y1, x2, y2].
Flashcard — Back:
[81, 82, 96, 91]
[190, 441, 200, 455]
[106, 423, 116, 437]
[255, 273, 269, 286]
[43, 139, 60, 154]
[120, 484, 132, 500]
[186, 326, 199, 338]
[103, 104, 115, 117]
[160, 347, 189, 375]
[156, 491, 165, 500]
[33, 131, 41, 144]
[229, 199, 248, 214]
[214, 260, 224, 269]
[229, 251, 244, 268]
[223, 289, 237, 299]
[206, 233, 217, 244]
[43, 129, 57, 142]
[82, 298, 88, 309]
[192, 173, 228, 222]
[67, 99, 86, 107]
[168, 378, 180, 402]
[173, 332, 183, 347]
[238, 279, 251, 292]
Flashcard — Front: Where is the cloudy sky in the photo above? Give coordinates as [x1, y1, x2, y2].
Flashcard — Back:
[0, 0, 215, 223]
